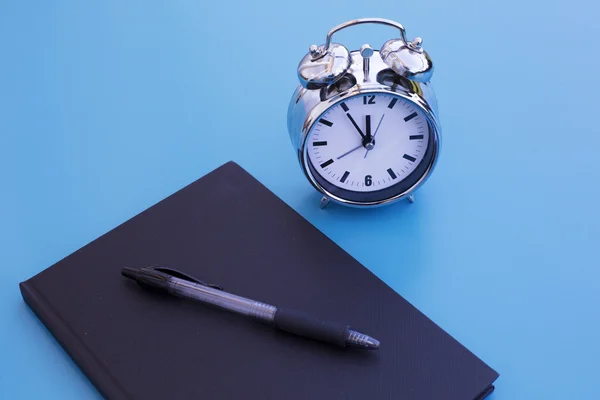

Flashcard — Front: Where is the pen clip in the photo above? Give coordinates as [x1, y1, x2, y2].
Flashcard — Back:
[148, 266, 224, 291]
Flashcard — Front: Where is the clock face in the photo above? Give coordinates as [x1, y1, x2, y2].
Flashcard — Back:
[305, 93, 434, 203]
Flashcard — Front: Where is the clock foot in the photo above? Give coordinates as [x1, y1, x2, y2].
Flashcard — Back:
[320, 196, 330, 209]
[407, 194, 415, 203]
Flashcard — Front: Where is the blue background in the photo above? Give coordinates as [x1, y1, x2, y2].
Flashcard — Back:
[1, 1, 599, 399]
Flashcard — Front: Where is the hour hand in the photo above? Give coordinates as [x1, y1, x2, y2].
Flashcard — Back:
[346, 113, 365, 139]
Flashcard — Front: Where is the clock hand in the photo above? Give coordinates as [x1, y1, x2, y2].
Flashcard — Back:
[364, 114, 385, 159]
[365, 115, 372, 139]
[337, 144, 363, 160]
[346, 113, 365, 139]
[372, 114, 385, 139]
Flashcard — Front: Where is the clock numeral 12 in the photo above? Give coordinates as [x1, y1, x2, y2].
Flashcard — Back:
[363, 95, 376, 105]
[365, 175, 372, 186]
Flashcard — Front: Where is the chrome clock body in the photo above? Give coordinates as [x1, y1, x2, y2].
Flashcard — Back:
[287, 18, 441, 208]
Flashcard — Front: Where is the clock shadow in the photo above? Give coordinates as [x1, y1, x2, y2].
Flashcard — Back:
[297, 191, 416, 219]
[293, 191, 431, 284]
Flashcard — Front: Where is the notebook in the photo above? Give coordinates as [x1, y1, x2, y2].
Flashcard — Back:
[19, 161, 499, 399]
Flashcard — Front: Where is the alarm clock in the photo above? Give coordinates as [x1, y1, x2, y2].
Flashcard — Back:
[286, 18, 441, 208]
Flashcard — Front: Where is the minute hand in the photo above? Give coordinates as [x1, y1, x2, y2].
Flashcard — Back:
[346, 113, 365, 139]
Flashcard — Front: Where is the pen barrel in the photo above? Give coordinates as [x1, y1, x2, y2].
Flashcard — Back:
[246, 301, 278, 324]
[168, 277, 276, 323]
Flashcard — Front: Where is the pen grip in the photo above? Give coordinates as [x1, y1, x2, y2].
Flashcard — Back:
[273, 308, 350, 348]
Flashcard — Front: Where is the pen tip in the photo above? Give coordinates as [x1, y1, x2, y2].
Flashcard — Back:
[347, 330, 380, 350]
[368, 338, 380, 350]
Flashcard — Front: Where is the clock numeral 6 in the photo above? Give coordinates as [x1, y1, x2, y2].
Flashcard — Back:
[363, 95, 376, 105]
[365, 175, 373, 186]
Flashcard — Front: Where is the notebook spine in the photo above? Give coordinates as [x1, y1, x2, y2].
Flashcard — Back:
[19, 281, 131, 400]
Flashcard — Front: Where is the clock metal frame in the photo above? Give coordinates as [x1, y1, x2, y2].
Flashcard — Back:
[287, 50, 442, 208]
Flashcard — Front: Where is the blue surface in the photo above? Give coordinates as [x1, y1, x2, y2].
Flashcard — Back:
[1, 1, 599, 398]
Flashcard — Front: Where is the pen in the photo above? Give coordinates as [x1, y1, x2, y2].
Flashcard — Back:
[121, 266, 380, 350]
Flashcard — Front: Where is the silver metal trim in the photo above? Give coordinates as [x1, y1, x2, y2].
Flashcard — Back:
[360, 44, 373, 81]
[311, 18, 409, 59]
[320, 196, 330, 209]
[299, 89, 440, 208]
[288, 49, 441, 208]
[289, 17, 441, 209]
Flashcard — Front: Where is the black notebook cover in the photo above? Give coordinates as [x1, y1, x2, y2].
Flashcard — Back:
[20, 161, 498, 399]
